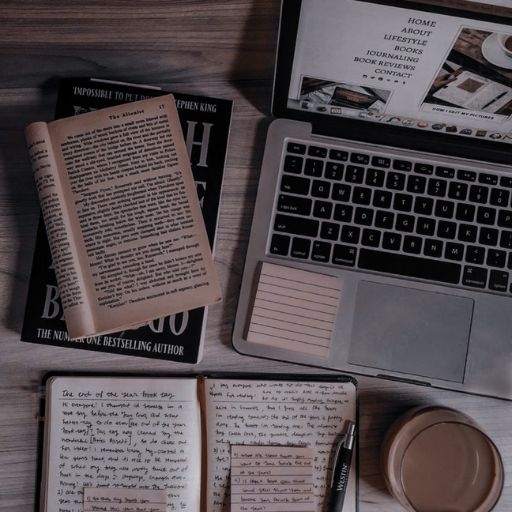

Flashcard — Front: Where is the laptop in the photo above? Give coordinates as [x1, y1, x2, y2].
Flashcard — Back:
[233, 0, 512, 399]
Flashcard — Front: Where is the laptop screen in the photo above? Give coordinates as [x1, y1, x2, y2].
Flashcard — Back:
[286, 0, 512, 145]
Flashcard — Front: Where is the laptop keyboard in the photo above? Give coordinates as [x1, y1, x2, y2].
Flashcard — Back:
[268, 139, 512, 295]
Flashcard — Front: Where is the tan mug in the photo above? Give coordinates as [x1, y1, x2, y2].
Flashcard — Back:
[381, 406, 504, 512]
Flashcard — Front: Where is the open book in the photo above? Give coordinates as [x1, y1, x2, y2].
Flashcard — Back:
[25, 95, 221, 339]
[40, 375, 358, 512]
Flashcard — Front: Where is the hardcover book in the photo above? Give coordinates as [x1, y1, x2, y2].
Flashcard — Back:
[21, 78, 232, 362]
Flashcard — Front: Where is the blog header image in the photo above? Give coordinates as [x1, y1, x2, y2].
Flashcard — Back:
[421, 28, 512, 122]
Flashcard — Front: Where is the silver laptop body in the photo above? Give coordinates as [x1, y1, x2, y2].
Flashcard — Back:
[233, 0, 512, 399]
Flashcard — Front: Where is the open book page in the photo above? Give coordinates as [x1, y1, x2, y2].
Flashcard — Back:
[25, 95, 221, 339]
[203, 379, 357, 512]
[43, 377, 201, 512]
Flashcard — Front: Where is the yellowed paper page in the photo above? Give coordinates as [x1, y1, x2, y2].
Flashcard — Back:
[83, 488, 167, 512]
[230, 445, 314, 512]
[246, 262, 341, 358]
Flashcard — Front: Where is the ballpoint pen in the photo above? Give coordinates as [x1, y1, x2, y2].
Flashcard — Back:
[327, 421, 356, 512]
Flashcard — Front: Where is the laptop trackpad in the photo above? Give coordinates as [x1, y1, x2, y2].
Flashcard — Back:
[348, 281, 474, 383]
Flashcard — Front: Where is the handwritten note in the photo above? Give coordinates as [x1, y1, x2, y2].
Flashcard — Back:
[230, 445, 314, 512]
[84, 487, 167, 512]
[247, 262, 341, 358]
[204, 379, 356, 512]
[45, 377, 201, 512]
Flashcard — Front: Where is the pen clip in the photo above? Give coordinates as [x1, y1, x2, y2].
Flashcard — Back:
[330, 434, 346, 488]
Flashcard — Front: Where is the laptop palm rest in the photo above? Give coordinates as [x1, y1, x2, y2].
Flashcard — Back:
[348, 281, 474, 383]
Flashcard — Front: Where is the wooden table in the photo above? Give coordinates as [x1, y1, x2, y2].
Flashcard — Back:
[0, 2, 510, 511]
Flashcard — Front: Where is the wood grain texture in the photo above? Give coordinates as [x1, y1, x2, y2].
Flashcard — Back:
[0, 1, 510, 511]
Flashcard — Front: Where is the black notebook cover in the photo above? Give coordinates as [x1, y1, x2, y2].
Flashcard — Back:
[21, 78, 232, 363]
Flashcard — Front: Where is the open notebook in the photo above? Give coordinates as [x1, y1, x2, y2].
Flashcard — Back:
[39, 375, 357, 512]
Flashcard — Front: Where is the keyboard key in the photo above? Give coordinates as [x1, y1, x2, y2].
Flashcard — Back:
[407, 175, 426, 194]
[287, 142, 306, 155]
[354, 207, 374, 226]
[351, 153, 369, 165]
[469, 185, 489, 204]
[313, 200, 333, 219]
[332, 183, 351, 202]
[366, 168, 385, 187]
[404, 235, 422, 254]
[345, 165, 365, 183]
[340, 225, 360, 244]
[414, 197, 434, 215]
[458, 224, 477, 243]
[362, 229, 381, 247]
[424, 239, 443, 258]
[277, 194, 312, 216]
[479, 173, 498, 185]
[396, 214, 415, 232]
[393, 159, 412, 171]
[386, 172, 406, 190]
[490, 188, 509, 207]
[308, 145, 327, 158]
[375, 210, 394, 229]
[352, 186, 372, 205]
[462, 266, 487, 288]
[332, 244, 357, 266]
[393, 193, 413, 212]
[436, 166, 455, 178]
[284, 155, 303, 174]
[466, 246, 485, 265]
[458, 169, 477, 182]
[497, 210, 512, 228]
[371, 156, 390, 168]
[325, 162, 344, 180]
[382, 232, 402, 251]
[428, 178, 447, 197]
[333, 204, 353, 222]
[500, 230, 512, 250]
[274, 214, 318, 237]
[329, 149, 348, 161]
[435, 200, 454, 219]
[311, 241, 331, 263]
[359, 249, 461, 284]
[489, 270, 508, 292]
[320, 222, 340, 241]
[487, 249, 506, 268]
[269, 234, 290, 256]
[455, 203, 475, 222]
[291, 237, 311, 259]
[281, 175, 310, 195]
[311, 180, 331, 198]
[414, 162, 433, 175]
[476, 206, 496, 225]
[500, 176, 512, 188]
[373, 190, 393, 209]
[437, 221, 456, 239]
[479, 227, 499, 246]
[416, 217, 436, 236]
[304, 158, 324, 177]
[445, 242, 464, 261]
[448, 182, 468, 201]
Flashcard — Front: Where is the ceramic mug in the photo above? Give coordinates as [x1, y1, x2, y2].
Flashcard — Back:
[498, 33, 512, 59]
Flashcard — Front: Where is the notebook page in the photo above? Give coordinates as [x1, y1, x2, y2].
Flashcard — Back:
[204, 379, 357, 512]
[44, 377, 201, 512]
[246, 262, 341, 358]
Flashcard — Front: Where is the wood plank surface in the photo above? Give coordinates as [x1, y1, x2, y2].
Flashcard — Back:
[0, 2, 510, 511]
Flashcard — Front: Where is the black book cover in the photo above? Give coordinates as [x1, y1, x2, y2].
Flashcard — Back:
[21, 78, 232, 363]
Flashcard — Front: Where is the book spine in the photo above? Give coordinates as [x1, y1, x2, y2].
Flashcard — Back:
[25, 122, 95, 338]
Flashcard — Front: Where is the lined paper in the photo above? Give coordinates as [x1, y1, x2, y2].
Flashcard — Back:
[84, 488, 167, 512]
[230, 445, 314, 512]
[246, 262, 341, 357]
